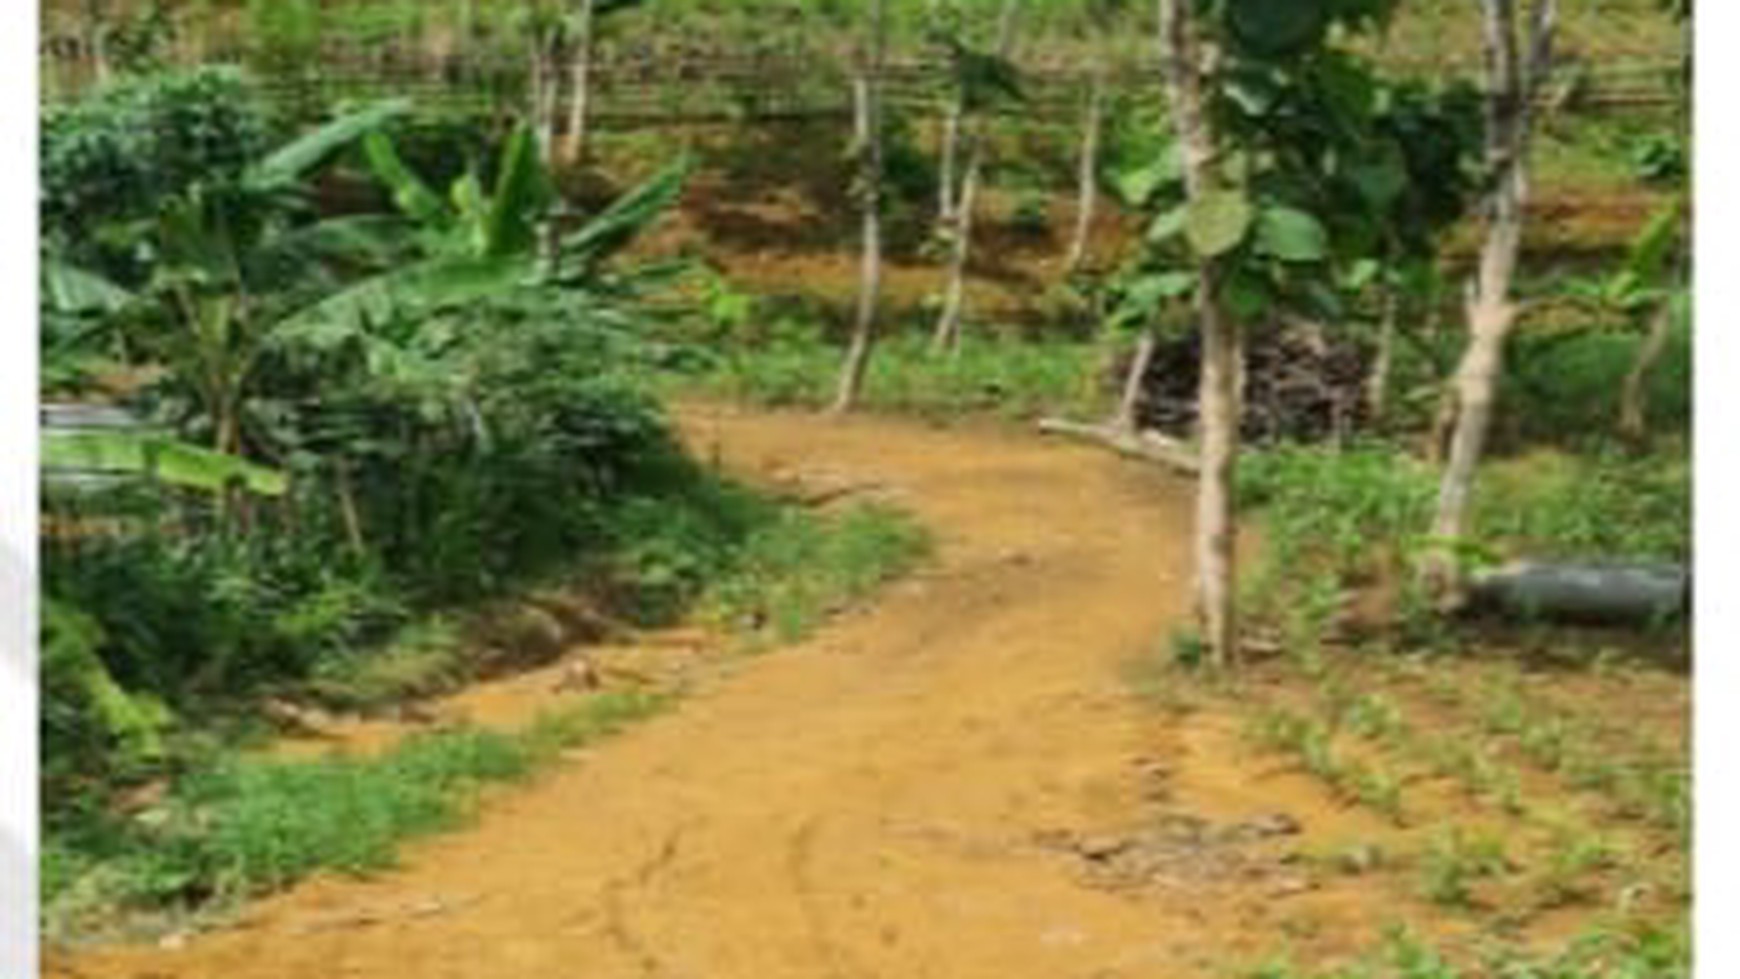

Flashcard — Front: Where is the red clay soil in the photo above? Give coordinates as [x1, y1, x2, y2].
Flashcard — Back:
[49, 407, 1489, 979]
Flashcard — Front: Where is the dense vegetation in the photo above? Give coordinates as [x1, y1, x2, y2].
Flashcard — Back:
[39, 0, 1689, 974]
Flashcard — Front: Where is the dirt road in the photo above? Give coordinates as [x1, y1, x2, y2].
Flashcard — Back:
[52, 406, 1410, 979]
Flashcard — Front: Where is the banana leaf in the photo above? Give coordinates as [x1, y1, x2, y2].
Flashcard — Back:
[246, 99, 411, 193]
[42, 260, 134, 314]
[44, 430, 288, 496]
[482, 125, 554, 259]
[559, 159, 688, 272]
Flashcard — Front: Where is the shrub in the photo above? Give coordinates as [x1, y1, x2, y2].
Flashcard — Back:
[41, 67, 275, 273]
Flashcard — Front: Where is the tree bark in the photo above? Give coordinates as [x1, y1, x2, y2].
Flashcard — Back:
[1423, 0, 1556, 598]
[530, 29, 562, 165]
[1618, 299, 1674, 445]
[560, 0, 597, 167]
[1366, 277, 1398, 422]
[1114, 328, 1158, 432]
[832, 10, 887, 416]
[1065, 63, 1108, 275]
[929, 0, 1021, 356]
[937, 97, 963, 226]
[1159, 0, 1242, 668]
[930, 149, 982, 355]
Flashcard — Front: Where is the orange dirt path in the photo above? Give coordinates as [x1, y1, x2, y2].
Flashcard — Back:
[49, 406, 1420, 979]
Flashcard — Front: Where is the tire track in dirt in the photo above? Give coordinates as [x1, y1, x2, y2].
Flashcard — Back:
[49, 406, 1442, 979]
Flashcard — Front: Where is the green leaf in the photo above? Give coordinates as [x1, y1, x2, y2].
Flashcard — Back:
[275, 255, 530, 341]
[43, 431, 287, 496]
[1347, 142, 1408, 210]
[363, 131, 450, 226]
[1226, 0, 1326, 56]
[1223, 268, 1270, 319]
[482, 126, 554, 259]
[1256, 206, 1329, 262]
[559, 159, 688, 270]
[246, 100, 409, 192]
[1147, 205, 1189, 244]
[42, 261, 133, 314]
[1186, 190, 1254, 258]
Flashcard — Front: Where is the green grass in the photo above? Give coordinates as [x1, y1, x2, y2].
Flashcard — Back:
[669, 330, 1108, 423]
[43, 690, 668, 940]
[1247, 920, 1689, 978]
[702, 502, 932, 645]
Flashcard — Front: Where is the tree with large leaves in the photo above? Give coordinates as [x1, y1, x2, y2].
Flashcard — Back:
[1141, 0, 1444, 666]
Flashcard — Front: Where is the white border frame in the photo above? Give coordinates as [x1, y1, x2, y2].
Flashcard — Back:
[1, 3, 42, 977]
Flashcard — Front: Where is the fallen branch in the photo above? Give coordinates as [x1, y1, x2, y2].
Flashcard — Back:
[1037, 418, 1201, 475]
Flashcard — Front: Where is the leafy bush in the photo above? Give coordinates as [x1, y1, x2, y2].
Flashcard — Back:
[41, 67, 275, 272]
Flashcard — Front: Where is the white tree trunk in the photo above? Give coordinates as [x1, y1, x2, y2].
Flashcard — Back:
[1424, 0, 1557, 596]
[1114, 329, 1158, 432]
[930, 149, 982, 354]
[833, 13, 887, 416]
[1159, 0, 1242, 667]
[929, 0, 1021, 356]
[937, 98, 963, 226]
[1065, 64, 1108, 274]
[561, 0, 597, 166]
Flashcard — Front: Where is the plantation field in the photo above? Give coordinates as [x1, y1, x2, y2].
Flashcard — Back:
[38, 0, 1693, 976]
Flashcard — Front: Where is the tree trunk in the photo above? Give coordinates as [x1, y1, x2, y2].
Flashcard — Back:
[530, 31, 561, 165]
[1065, 64, 1108, 275]
[1618, 299, 1674, 445]
[84, 0, 110, 85]
[560, 0, 597, 167]
[929, 0, 1021, 356]
[1366, 278, 1398, 422]
[1423, 0, 1556, 597]
[833, 14, 886, 416]
[1159, 0, 1242, 668]
[1114, 328, 1158, 432]
[937, 98, 963, 226]
[930, 148, 982, 355]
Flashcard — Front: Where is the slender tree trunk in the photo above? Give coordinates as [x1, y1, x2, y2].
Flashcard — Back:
[456, 0, 475, 45]
[1424, 0, 1556, 596]
[84, 0, 110, 85]
[1159, 0, 1242, 667]
[560, 0, 597, 167]
[530, 31, 561, 164]
[930, 0, 1021, 356]
[930, 148, 982, 354]
[833, 8, 887, 416]
[1065, 62, 1108, 275]
[1113, 328, 1158, 432]
[1618, 299, 1674, 445]
[938, 97, 963, 226]
[336, 462, 367, 556]
[1367, 277, 1398, 422]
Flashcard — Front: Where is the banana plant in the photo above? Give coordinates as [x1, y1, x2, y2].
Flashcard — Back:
[40, 101, 411, 460]
[275, 123, 688, 345]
